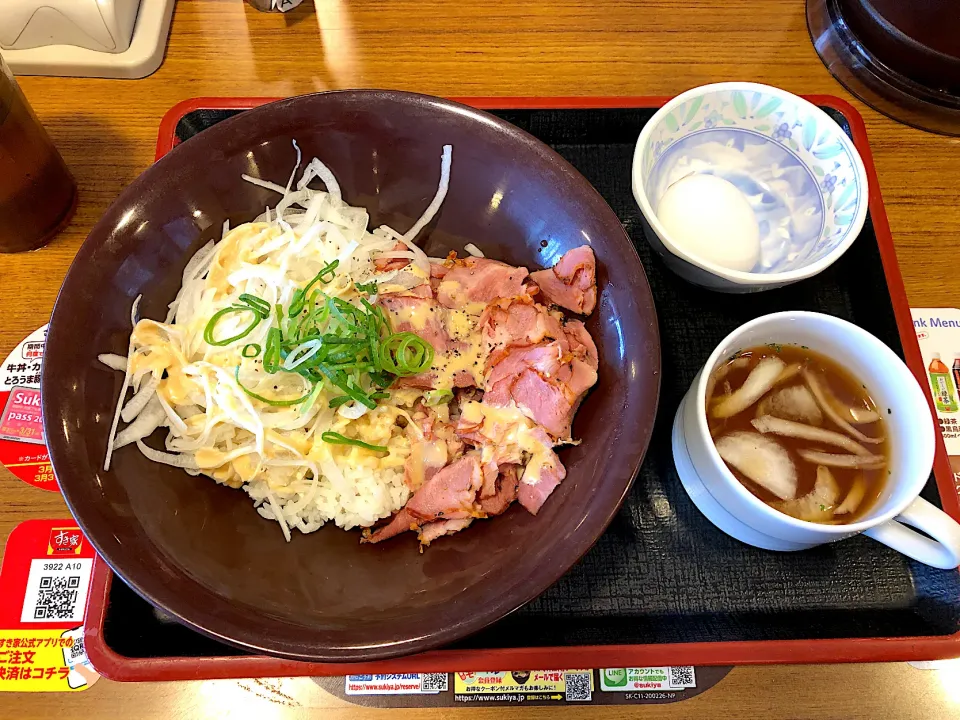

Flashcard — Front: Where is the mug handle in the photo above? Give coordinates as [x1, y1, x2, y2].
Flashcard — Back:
[864, 497, 960, 569]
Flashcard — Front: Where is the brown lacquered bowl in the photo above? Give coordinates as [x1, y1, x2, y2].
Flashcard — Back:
[43, 91, 660, 661]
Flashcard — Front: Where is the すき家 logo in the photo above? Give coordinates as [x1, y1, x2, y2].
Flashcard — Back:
[47, 528, 83, 555]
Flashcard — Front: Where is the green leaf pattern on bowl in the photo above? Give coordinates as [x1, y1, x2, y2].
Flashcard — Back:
[643, 88, 865, 258]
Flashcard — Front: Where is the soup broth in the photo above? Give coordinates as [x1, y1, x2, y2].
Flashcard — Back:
[706, 344, 888, 524]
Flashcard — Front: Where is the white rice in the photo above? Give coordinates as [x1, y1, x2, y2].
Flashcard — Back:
[246, 464, 410, 533]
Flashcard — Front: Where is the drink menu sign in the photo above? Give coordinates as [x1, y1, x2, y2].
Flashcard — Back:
[912, 308, 960, 494]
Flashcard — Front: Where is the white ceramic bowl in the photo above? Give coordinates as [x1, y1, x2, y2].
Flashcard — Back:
[633, 82, 869, 292]
[673, 311, 960, 569]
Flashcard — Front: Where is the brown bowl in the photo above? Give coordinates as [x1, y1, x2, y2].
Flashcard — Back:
[43, 91, 660, 661]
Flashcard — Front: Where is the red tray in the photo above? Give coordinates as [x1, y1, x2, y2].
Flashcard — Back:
[83, 96, 960, 681]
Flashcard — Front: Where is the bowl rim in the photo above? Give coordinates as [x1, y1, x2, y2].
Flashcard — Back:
[632, 81, 870, 286]
[42, 88, 663, 662]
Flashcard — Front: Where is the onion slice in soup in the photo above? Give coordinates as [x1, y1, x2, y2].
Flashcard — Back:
[755, 385, 823, 426]
[773, 465, 841, 522]
[751, 415, 872, 457]
[844, 406, 881, 424]
[705, 357, 750, 403]
[835, 475, 867, 515]
[711, 357, 786, 419]
[802, 369, 884, 445]
[775, 362, 802, 385]
[796, 448, 886, 469]
[715, 431, 798, 500]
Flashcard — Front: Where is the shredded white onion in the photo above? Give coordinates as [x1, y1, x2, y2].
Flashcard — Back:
[337, 402, 369, 420]
[121, 375, 160, 423]
[297, 158, 342, 205]
[464, 243, 484, 258]
[98, 353, 127, 372]
[155, 392, 188, 435]
[103, 295, 142, 471]
[114, 396, 166, 450]
[401, 144, 452, 244]
[241, 175, 287, 194]
[135, 440, 200, 469]
[103, 145, 457, 540]
[267, 491, 292, 542]
[285, 139, 303, 194]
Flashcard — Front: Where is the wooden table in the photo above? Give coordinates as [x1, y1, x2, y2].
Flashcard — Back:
[2, 0, 960, 717]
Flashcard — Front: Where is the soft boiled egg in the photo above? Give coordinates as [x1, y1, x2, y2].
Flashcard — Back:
[656, 174, 761, 273]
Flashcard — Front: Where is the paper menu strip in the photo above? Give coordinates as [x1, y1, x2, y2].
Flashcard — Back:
[911, 308, 960, 495]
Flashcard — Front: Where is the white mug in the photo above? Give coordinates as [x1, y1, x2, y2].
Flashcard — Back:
[673, 311, 960, 569]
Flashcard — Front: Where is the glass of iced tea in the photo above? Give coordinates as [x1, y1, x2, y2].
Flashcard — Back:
[0, 53, 77, 253]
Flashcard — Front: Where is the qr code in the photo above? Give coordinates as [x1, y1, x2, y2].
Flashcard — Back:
[565, 671, 592, 701]
[419, 673, 448, 692]
[668, 666, 696, 688]
[21, 558, 92, 624]
[34, 576, 79, 619]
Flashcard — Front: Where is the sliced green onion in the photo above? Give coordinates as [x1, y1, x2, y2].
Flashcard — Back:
[380, 332, 434, 376]
[204, 306, 261, 347]
[321, 335, 365, 345]
[317, 259, 339, 283]
[234, 367, 311, 406]
[210, 263, 433, 411]
[238, 294, 270, 319]
[328, 296, 363, 331]
[289, 261, 340, 317]
[316, 362, 376, 409]
[321, 431, 387, 452]
[299, 381, 325, 417]
[288, 290, 306, 318]
[328, 361, 374, 373]
[377, 306, 392, 334]
[423, 389, 453, 406]
[368, 371, 394, 389]
[263, 327, 283, 373]
[283, 339, 323, 370]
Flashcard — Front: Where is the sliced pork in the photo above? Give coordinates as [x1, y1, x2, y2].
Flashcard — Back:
[405, 453, 484, 521]
[497, 370, 573, 438]
[373, 241, 413, 272]
[400, 283, 433, 299]
[379, 295, 450, 353]
[366, 246, 602, 546]
[486, 342, 566, 392]
[529, 245, 597, 315]
[562, 319, 599, 370]
[361, 508, 418, 544]
[479, 465, 520, 516]
[480, 459, 500, 499]
[484, 339, 598, 440]
[518, 453, 567, 515]
[480, 296, 566, 365]
[418, 518, 473, 546]
[404, 437, 448, 491]
[437, 257, 529, 308]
